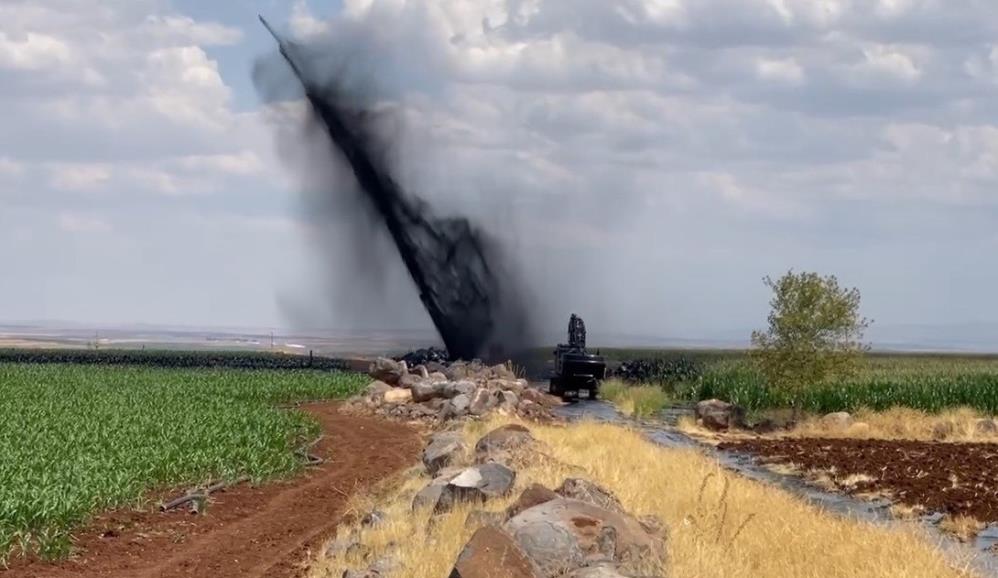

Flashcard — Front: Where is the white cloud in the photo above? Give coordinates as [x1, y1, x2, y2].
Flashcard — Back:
[48, 163, 112, 191]
[756, 57, 804, 84]
[0, 31, 71, 70]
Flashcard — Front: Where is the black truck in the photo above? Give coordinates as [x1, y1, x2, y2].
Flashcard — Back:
[549, 314, 607, 400]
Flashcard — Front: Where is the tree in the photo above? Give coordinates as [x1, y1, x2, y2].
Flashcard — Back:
[750, 270, 871, 411]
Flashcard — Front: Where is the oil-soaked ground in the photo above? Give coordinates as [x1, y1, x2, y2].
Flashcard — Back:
[719, 437, 998, 523]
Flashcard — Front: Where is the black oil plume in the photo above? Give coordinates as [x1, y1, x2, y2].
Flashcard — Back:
[258, 17, 534, 361]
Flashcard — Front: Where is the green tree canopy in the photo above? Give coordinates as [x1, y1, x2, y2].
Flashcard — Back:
[750, 270, 871, 405]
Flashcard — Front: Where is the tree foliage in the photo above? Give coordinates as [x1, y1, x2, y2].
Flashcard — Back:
[750, 270, 871, 403]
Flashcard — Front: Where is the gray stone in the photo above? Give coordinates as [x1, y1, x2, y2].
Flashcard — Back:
[567, 565, 645, 577]
[435, 463, 517, 514]
[469, 387, 497, 416]
[504, 498, 666, 577]
[976, 418, 998, 435]
[412, 468, 464, 511]
[500, 390, 520, 410]
[368, 357, 406, 386]
[383, 388, 412, 404]
[398, 373, 423, 389]
[361, 510, 386, 528]
[412, 381, 447, 403]
[444, 380, 477, 399]
[412, 364, 430, 379]
[555, 478, 623, 513]
[475, 424, 535, 464]
[423, 431, 466, 476]
[364, 380, 392, 399]
[695, 399, 747, 431]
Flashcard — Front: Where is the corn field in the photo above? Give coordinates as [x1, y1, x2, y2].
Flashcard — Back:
[682, 356, 998, 414]
[0, 363, 365, 562]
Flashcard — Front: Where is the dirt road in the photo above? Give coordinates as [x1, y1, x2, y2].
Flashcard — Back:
[720, 437, 998, 522]
[5, 403, 422, 578]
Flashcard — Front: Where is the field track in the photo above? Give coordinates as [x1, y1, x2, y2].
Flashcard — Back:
[4, 403, 421, 578]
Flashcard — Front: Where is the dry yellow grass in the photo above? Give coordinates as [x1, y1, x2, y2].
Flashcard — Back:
[939, 515, 987, 543]
[790, 407, 998, 442]
[311, 416, 979, 578]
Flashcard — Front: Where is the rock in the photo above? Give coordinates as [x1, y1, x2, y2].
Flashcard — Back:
[695, 399, 746, 431]
[364, 380, 392, 399]
[369, 357, 406, 386]
[429, 370, 448, 381]
[412, 468, 464, 511]
[555, 479, 623, 513]
[500, 391, 520, 410]
[398, 373, 423, 389]
[520, 388, 551, 406]
[637, 515, 666, 538]
[449, 526, 538, 578]
[506, 484, 559, 518]
[821, 412, 854, 430]
[361, 510, 386, 528]
[566, 565, 629, 577]
[444, 380, 477, 399]
[324, 535, 358, 558]
[423, 432, 467, 476]
[383, 388, 413, 405]
[475, 424, 535, 464]
[413, 364, 430, 379]
[975, 419, 998, 435]
[412, 381, 446, 403]
[504, 498, 666, 577]
[464, 509, 508, 531]
[750, 418, 779, 434]
[490, 364, 518, 380]
[342, 569, 378, 578]
[444, 394, 472, 418]
[933, 421, 955, 440]
[435, 463, 517, 514]
[469, 388, 497, 416]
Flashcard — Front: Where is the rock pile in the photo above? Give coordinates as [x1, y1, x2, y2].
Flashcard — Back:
[695, 398, 747, 431]
[435, 426, 669, 578]
[345, 357, 563, 424]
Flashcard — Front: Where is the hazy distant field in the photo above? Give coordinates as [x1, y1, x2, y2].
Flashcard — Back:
[0, 363, 366, 561]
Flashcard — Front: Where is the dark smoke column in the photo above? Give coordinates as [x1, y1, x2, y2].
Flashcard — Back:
[259, 17, 532, 361]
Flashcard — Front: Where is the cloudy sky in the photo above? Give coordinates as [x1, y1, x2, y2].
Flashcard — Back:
[3, 0, 998, 346]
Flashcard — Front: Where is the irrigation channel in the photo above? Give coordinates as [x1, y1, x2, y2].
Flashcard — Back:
[552, 398, 998, 576]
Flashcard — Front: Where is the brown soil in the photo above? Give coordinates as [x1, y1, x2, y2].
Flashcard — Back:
[3, 403, 422, 578]
[719, 437, 998, 522]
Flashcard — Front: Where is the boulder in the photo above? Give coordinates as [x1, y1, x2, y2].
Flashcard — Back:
[398, 373, 424, 389]
[449, 526, 538, 578]
[442, 394, 472, 419]
[423, 431, 467, 476]
[435, 463, 517, 514]
[364, 380, 392, 399]
[383, 388, 413, 405]
[637, 514, 666, 538]
[821, 412, 854, 430]
[428, 370, 448, 382]
[506, 484, 559, 519]
[412, 468, 464, 511]
[500, 391, 520, 410]
[469, 388, 497, 416]
[504, 498, 666, 577]
[555, 479, 624, 513]
[475, 424, 536, 464]
[695, 399, 746, 431]
[975, 418, 998, 435]
[412, 381, 447, 403]
[412, 364, 431, 379]
[369, 357, 406, 386]
[489, 364, 518, 380]
[566, 566, 631, 578]
[360, 510, 386, 528]
[444, 380, 478, 399]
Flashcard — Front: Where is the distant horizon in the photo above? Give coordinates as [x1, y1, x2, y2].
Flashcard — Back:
[4, 318, 998, 355]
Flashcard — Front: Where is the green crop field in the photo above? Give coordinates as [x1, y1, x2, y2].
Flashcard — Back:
[0, 363, 366, 562]
[599, 348, 998, 415]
